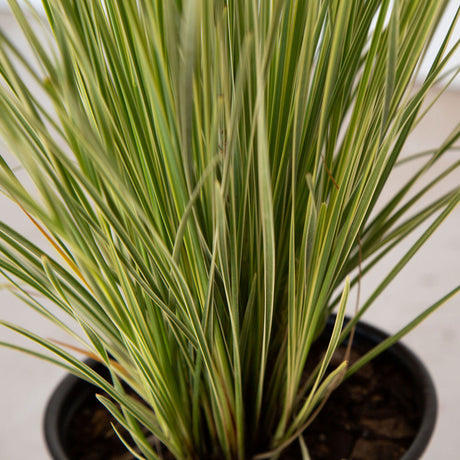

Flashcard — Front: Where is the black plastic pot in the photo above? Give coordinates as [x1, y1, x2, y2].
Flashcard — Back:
[44, 318, 437, 460]
[44, 359, 109, 460]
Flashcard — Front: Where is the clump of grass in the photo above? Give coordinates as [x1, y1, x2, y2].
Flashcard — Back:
[0, 1, 459, 459]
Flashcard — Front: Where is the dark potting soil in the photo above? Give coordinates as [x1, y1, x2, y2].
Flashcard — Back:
[65, 343, 421, 460]
[280, 342, 421, 460]
[65, 391, 162, 460]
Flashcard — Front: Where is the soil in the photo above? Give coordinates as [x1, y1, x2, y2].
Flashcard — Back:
[280, 342, 421, 459]
[65, 343, 421, 460]
[65, 391, 152, 460]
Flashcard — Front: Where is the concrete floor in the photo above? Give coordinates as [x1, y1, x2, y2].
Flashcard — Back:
[0, 10, 460, 460]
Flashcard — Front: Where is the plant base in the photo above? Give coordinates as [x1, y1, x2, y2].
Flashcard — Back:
[44, 318, 436, 460]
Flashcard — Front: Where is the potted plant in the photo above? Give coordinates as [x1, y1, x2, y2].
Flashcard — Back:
[0, 0, 459, 459]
